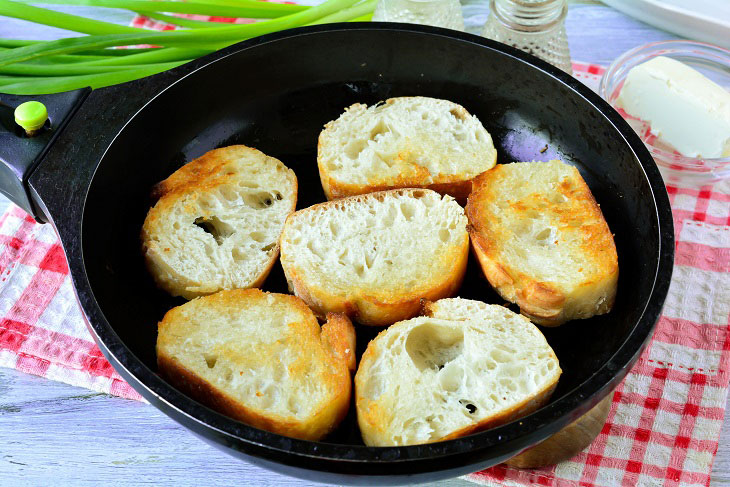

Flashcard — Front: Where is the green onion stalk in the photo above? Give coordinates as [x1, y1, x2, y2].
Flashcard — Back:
[0, 0, 376, 94]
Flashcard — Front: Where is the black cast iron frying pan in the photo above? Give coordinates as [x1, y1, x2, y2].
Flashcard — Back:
[0, 23, 673, 485]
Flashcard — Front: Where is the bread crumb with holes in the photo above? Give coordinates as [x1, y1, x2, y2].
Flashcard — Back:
[280, 188, 468, 326]
[141, 145, 297, 299]
[355, 297, 561, 446]
[318, 96, 497, 203]
[466, 160, 618, 326]
[157, 289, 354, 441]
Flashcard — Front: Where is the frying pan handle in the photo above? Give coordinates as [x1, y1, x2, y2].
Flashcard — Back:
[0, 88, 91, 223]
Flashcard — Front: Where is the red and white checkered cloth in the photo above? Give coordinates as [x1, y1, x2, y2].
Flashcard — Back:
[1, 12, 729, 484]
[0, 207, 143, 401]
[467, 65, 730, 487]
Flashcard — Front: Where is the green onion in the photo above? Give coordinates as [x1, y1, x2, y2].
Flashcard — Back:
[78, 47, 155, 56]
[0, 0, 374, 94]
[0, 49, 104, 62]
[0, 44, 165, 57]
[10, 0, 307, 19]
[0, 34, 213, 66]
[0, 39, 38, 48]
[0, 0, 144, 35]
[0, 61, 186, 94]
[0, 61, 182, 76]
[307, 0, 376, 25]
[0, 39, 150, 56]
[72, 47, 212, 66]
[180, 0, 298, 7]
[134, 11, 225, 29]
[0, 75, 21, 86]
[0, 0, 360, 65]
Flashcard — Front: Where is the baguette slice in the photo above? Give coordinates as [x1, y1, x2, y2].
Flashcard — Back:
[142, 145, 297, 299]
[279, 189, 468, 326]
[318, 97, 497, 202]
[466, 160, 618, 326]
[157, 289, 355, 441]
[355, 297, 561, 446]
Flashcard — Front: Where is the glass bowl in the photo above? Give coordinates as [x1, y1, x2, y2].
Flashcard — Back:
[599, 40, 730, 187]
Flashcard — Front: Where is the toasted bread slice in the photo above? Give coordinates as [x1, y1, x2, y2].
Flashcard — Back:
[355, 297, 561, 446]
[317, 96, 498, 202]
[279, 188, 468, 326]
[156, 289, 355, 441]
[466, 160, 618, 326]
[141, 145, 297, 299]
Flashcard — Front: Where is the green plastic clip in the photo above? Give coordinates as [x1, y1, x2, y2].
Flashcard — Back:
[14, 101, 48, 136]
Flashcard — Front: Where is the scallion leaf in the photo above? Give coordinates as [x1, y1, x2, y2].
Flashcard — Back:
[74, 47, 215, 66]
[0, 61, 186, 94]
[134, 11, 225, 29]
[0, 0, 375, 94]
[0, 0, 144, 35]
[10, 0, 307, 19]
[0, 60, 189, 75]
[0, 0, 360, 66]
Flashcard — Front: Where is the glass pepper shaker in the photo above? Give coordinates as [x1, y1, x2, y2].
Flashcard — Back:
[482, 0, 572, 74]
[372, 0, 465, 31]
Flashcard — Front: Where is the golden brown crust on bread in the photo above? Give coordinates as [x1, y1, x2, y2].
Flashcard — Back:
[142, 145, 297, 299]
[157, 352, 350, 440]
[156, 289, 352, 441]
[437, 382, 558, 441]
[150, 145, 297, 205]
[317, 97, 497, 203]
[466, 161, 618, 326]
[356, 363, 558, 446]
[280, 189, 469, 326]
[321, 312, 357, 372]
[284, 250, 468, 327]
[354, 298, 561, 446]
[320, 174, 476, 206]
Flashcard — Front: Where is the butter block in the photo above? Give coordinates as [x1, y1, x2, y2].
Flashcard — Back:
[616, 56, 730, 159]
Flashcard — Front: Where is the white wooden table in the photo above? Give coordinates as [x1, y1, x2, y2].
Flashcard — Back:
[1, 2, 729, 486]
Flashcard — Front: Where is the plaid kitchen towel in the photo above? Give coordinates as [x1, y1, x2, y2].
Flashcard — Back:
[0, 206, 143, 401]
[1, 9, 729, 481]
[466, 66, 730, 487]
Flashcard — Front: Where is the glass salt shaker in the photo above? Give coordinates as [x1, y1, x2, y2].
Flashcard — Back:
[372, 0, 465, 31]
[482, 0, 572, 74]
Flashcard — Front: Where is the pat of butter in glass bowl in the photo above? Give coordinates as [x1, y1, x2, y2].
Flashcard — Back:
[599, 41, 730, 186]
